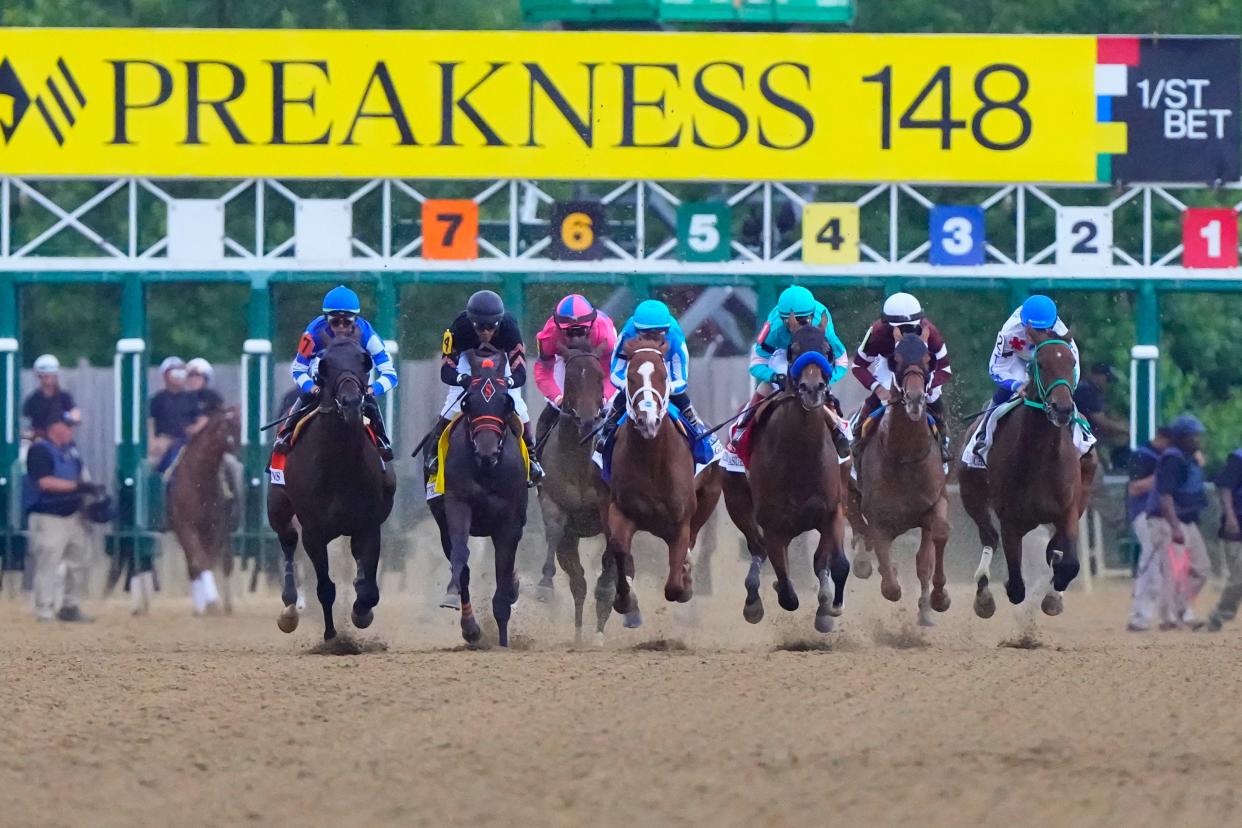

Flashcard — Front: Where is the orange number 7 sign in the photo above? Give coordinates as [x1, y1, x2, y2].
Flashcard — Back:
[422, 199, 479, 260]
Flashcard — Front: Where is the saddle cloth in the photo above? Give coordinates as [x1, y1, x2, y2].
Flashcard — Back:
[961, 396, 1096, 469]
[592, 404, 722, 483]
[269, 410, 381, 486]
[425, 413, 531, 501]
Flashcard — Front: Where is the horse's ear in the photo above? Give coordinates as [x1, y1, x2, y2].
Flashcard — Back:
[817, 313, 828, 332]
[594, 342, 611, 360]
[555, 342, 571, 359]
[920, 326, 931, 344]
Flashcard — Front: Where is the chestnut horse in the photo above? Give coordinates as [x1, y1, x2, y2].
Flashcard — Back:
[605, 335, 721, 628]
[855, 334, 950, 626]
[723, 325, 850, 632]
[960, 337, 1097, 618]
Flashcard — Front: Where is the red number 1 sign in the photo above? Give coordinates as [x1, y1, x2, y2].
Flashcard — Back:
[1182, 208, 1239, 269]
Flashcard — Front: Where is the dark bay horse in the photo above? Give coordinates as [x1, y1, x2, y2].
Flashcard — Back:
[723, 324, 849, 632]
[606, 336, 721, 628]
[856, 334, 950, 626]
[429, 345, 528, 647]
[535, 342, 614, 643]
[268, 338, 396, 640]
[167, 407, 240, 615]
[960, 338, 1098, 618]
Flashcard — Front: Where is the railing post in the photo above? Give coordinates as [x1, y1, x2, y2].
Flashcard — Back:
[1131, 282, 1160, 448]
[115, 273, 149, 573]
[241, 273, 273, 568]
[0, 273, 20, 571]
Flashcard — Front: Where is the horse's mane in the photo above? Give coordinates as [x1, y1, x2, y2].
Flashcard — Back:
[624, 333, 669, 358]
[790, 323, 828, 357]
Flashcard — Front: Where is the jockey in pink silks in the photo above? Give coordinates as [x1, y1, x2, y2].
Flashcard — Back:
[532, 294, 618, 444]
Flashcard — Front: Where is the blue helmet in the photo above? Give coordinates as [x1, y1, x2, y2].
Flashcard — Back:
[1168, 413, 1206, 438]
[777, 285, 816, 319]
[1019, 295, 1058, 330]
[633, 300, 673, 331]
[322, 285, 361, 315]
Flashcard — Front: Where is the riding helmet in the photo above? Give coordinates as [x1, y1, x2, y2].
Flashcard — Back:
[632, 299, 673, 330]
[776, 285, 816, 319]
[882, 292, 925, 326]
[1019, 295, 1058, 330]
[33, 353, 60, 375]
[322, 285, 361, 315]
[466, 290, 506, 327]
[554, 294, 598, 329]
[186, 357, 214, 380]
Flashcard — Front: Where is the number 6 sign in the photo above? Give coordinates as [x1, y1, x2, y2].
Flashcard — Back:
[550, 201, 606, 261]
[1183, 208, 1239, 269]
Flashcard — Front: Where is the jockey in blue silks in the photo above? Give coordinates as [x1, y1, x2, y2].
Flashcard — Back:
[274, 284, 397, 461]
[595, 299, 705, 452]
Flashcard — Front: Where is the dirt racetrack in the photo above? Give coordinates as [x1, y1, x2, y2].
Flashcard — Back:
[1, 567, 1239, 828]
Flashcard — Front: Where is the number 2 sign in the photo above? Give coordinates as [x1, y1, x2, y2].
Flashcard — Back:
[929, 205, 986, 266]
[1183, 208, 1239, 269]
[1056, 207, 1113, 267]
[422, 199, 479, 260]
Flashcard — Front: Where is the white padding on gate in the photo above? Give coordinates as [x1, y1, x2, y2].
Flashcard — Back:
[295, 199, 353, 260]
[167, 199, 225, 261]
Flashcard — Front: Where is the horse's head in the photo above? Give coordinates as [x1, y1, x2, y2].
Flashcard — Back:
[462, 345, 513, 470]
[787, 324, 831, 411]
[623, 334, 670, 439]
[1029, 337, 1078, 428]
[557, 341, 608, 439]
[204, 407, 241, 455]
[892, 333, 930, 422]
[318, 338, 372, 427]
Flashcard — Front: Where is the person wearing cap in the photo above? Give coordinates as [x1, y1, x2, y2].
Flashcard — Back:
[1074, 362, 1130, 466]
[1125, 426, 1172, 631]
[275, 285, 397, 461]
[185, 357, 225, 434]
[22, 354, 80, 440]
[532, 294, 618, 447]
[1207, 444, 1242, 632]
[1141, 414, 1211, 630]
[148, 356, 198, 469]
[22, 412, 102, 622]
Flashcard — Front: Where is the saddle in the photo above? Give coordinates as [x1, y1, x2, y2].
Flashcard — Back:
[428, 413, 531, 497]
[595, 405, 720, 483]
[268, 407, 382, 485]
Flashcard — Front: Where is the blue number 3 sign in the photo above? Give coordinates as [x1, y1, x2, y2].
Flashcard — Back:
[929, 205, 986, 266]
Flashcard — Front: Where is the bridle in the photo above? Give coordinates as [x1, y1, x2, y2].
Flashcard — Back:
[465, 371, 512, 454]
[1024, 339, 1077, 409]
[893, 360, 929, 406]
[323, 371, 365, 418]
[625, 348, 669, 423]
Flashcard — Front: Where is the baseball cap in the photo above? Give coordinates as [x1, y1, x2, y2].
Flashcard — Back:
[159, 356, 186, 373]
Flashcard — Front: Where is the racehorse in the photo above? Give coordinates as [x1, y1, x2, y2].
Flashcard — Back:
[268, 338, 396, 640]
[535, 342, 614, 643]
[605, 335, 721, 628]
[960, 337, 1098, 618]
[429, 345, 528, 647]
[855, 334, 950, 626]
[167, 407, 240, 615]
[723, 324, 850, 632]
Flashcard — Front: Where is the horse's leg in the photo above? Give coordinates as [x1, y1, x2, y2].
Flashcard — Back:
[459, 560, 481, 645]
[539, 500, 567, 599]
[812, 514, 848, 633]
[429, 495, 458, 607]
[871, 530, 901, 603]
[723, 473, 766, 622]
[594, 549, 617, 641]
[349, 526, 381, 630]
[690, 468, 721, 598]
[178, 530, 210, 616]
[845, 473, 874, 579]
[664, 522, 693, 604]
[928, 495, 951, 614]
[915, 530, 936, 627]
[767, 530, 798, 612]
[960, 467, 999, 618]
[606, 505, 642, 628]
[1000, 521, 1028, 607]
[556, 533, 588, 645]
[442, 498, 472, 611]
[1042, 510, 1082, 617]
[269, 487, 301, 633]
[492, 527, 522, 648]
[826, 506, 850, 620]
[302, 533, 337, 641]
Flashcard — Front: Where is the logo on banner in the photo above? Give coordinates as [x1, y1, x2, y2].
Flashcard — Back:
[0, 57, 86, 146]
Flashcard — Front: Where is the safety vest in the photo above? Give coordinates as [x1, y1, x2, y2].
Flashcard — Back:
[22, 439, 83, 515]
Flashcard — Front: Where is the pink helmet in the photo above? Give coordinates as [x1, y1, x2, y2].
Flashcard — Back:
[554, 294, 598, 330]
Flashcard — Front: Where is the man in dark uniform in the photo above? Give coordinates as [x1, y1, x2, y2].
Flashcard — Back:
[22, 354, 81, 439]
[1074, 362, 1129, 469]
[148, 356, 199, 471]
[422, 290, 542, 485]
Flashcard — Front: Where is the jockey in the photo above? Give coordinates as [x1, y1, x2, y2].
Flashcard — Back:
[274, 285, 397, 461]
[425, 289, 543, 485]
[736, 285, 850, 458]
[533, 294, 618, 443]
[851, 292, 954, 461]
[595, 299, 705, 451]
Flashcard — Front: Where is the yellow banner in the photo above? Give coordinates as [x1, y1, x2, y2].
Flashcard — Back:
[0, 28, 1112, 182]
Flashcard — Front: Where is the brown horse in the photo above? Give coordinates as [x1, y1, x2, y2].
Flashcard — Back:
[605, 335, 721, 628]
[724, 324, 849, 632]
[856, 334, 950, 626]
[167, 407, 240, 615]
[960, 337, 1098, 618]
[535, 342, 615, 643]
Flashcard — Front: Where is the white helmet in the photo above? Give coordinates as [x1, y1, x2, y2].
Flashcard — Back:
[186, 357, 213, 380]
[882, 292, 924, 327]
[159, 356, 185, 374]
[33, 354, 60, 375]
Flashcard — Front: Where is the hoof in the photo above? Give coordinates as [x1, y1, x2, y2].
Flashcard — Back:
[774, 581, 799, 612]
[461, 616, 482, 644]
[1005, 581, 1026, 606]
[1041, 591, 1064, 617]
[534, 583, 555, 604]
[623, 609, 643, 629]
[880, 580, 902, 603]
[594, 631, 606, 647]
[852, 557, 873, 580]
[666, 584, 692, 604]
[538, 574, 555, 590]
[323, 629, 337, 642]
[974, 587, 996, 619]
[917, 599, 936, 627]
[930, 588, 951, 613]
[814, 613, 835, 633]
[277, 605, 299, 634]
[743, 599, 764, 624]
[352, 607, 374, 629]
[440, 591, 461, 611]
[295, 592, 307, 611]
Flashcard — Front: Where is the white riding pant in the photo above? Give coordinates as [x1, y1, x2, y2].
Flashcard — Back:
[439, 355, 530, 422]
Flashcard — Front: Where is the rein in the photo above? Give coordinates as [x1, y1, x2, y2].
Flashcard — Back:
[1021, 339, 1091, 431]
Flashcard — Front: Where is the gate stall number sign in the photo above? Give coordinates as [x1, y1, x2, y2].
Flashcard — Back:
[421, 199, 479, 260]
[1182, 208, 1239, 269]
[1055, 207, 1113, 267]
[677, 202, 731, 262]
[801, 203, 860, 264]
[929, 205, 986, 266]
[549, 201, 606, 261]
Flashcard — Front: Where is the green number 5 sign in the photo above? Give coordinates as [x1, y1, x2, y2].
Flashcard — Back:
[678, 202, 732, 262]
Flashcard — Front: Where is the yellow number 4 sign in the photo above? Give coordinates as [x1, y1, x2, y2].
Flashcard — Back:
[802, 203, 860, 265]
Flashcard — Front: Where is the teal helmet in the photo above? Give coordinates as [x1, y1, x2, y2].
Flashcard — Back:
[633, 300, 673, 330]
[777, 285, 816, 319]
[322, 285, 361, 315]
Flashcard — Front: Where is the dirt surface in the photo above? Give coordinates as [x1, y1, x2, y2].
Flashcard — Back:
[1, 566, 1239, 828]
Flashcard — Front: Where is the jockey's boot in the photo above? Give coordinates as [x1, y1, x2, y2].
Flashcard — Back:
[422, 416, 451, 477]
[523, 422, 545, 487]
[594, 395, 626, 454]
[533, 404, 560, 459]
[831, 421, 852, 462]
[930, 413, 951, 463]
[273, 394, 314, 455]
[731, 391, 764, 448]
[670, 393, 709, 441]
[363, 396, 394, 462]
